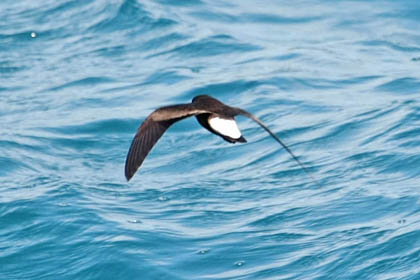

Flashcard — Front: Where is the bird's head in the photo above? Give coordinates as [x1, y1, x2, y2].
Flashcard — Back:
[192, 95, 212, 103]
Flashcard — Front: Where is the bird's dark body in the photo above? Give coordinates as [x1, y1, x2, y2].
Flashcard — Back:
[191, 95, 246, 143]
[192, 95, 237, 116]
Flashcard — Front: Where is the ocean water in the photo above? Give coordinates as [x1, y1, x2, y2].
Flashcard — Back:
[2, 0, 420, 279]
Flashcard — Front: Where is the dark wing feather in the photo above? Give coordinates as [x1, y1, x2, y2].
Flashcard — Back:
[234, 108, 318, 184]
[151, 104, 209, 121]
[125, 104, 209, 181]
[125, 118, 171, 181]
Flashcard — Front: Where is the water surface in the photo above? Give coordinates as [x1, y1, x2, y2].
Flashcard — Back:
[1, 0, 420, 279]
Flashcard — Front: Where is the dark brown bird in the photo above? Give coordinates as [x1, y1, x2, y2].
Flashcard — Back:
[125, 95, 314, 182]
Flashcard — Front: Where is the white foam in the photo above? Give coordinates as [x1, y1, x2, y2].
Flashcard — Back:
[208, 117, 242, 139]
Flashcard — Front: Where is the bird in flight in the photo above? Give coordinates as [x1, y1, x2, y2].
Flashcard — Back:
[125, 95, 315, 182]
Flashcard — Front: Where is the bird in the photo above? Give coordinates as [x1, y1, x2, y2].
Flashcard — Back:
[125, 95, 315, 182]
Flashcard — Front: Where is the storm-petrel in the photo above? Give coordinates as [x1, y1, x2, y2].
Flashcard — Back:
[125, 95, 314, 182]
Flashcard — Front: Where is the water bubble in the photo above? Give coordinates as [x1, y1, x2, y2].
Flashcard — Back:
[197, 249, 209, 255]
[127, 219, 142, 224]
[234, 260, 245, 267]
[57, 202, 70, 207]
[158, 196, 168, 201]
[30, 32, 37, 38]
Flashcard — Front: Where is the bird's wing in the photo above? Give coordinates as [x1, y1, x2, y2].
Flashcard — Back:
[235, 108, 317, 184]
[125, 104, 209, 181]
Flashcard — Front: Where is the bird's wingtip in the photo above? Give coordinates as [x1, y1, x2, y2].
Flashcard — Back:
[125, 169, 133, 182]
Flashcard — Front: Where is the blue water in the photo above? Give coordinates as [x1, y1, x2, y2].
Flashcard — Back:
[2, 0, 420, 279]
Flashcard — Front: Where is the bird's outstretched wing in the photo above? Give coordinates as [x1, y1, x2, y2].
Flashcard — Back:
[235, 108, 317, 184]
[125, 104, 208, 181]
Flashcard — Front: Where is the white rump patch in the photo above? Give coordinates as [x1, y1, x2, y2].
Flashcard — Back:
[209, 117, 242, 139]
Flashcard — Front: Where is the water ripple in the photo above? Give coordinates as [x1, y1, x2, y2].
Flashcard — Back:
[2, 0, 420, 279]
